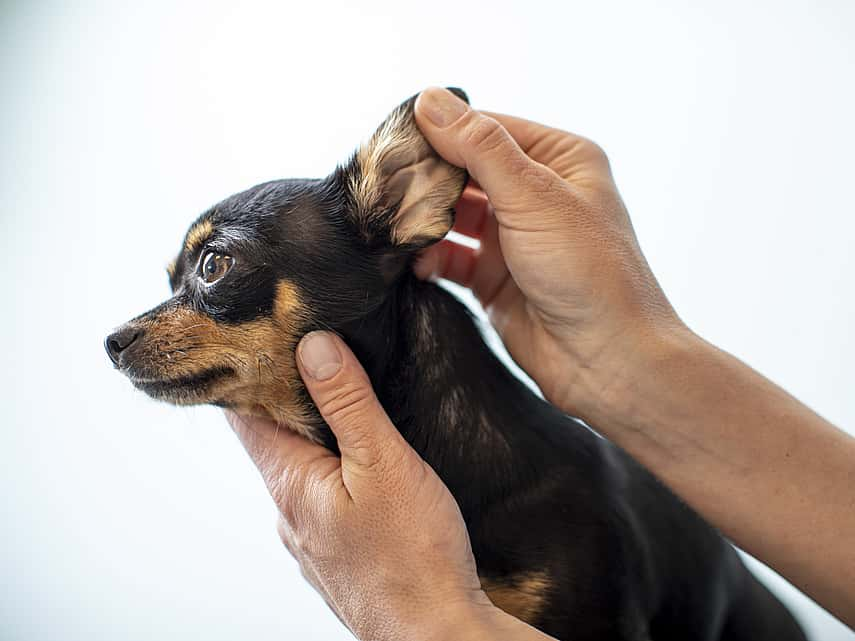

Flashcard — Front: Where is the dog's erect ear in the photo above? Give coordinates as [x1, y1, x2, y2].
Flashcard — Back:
[340, 88, 469, 249]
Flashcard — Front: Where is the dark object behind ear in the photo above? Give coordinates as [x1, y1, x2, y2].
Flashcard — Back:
[446, 87, 469, 104]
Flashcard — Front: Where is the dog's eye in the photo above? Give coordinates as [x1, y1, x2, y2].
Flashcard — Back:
[199, 251, 234, 285]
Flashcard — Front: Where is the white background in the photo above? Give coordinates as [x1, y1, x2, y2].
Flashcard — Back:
[1, 1, 853, 639]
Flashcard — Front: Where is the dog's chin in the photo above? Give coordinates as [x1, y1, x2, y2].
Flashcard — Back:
[129, 366, 236, 405]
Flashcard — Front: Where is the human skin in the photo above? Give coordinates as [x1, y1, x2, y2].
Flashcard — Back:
[229, 87, 855, 638]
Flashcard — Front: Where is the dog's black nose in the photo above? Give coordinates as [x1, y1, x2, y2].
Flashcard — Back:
[105, 326, 141, 365]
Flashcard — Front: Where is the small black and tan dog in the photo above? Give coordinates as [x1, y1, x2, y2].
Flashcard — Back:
[106, 90, 806, 640]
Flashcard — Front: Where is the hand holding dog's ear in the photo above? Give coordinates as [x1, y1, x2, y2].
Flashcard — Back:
[227, 332, 535, 641]
[413, 88, 682, 421]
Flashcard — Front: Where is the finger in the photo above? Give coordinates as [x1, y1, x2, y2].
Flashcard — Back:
[413, 188, 489, 280]
[478, 111, 565, 153]
[464, 210, 512, 307]
[466, 179, 483, 193]
[414, 87, 563, 217]
[225, 410, 338, 511]
[452, 185, 490, 239]
[413, 239, 476, 285]
[414, 219, 510, 314]
[484, 274, 528, 349]
[482, 111, 613, 184]
[296, 331, 409, 476]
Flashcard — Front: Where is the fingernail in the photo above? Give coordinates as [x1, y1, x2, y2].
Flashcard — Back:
[298, 331, 342, 380]
[417, 87, 468, 127]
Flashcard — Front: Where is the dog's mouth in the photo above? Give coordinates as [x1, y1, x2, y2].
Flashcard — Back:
[129, 366, 236, 403]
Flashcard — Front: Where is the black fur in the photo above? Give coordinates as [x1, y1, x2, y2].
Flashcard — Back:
[108, 93, 807, 640]
[336, 270, 806, 640]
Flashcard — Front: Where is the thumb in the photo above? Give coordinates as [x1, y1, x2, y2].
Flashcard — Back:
[414, 87, 559, 214]
[296, 331, 406, 474]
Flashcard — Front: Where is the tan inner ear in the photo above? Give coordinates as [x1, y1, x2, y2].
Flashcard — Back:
[350, 98, 465, 246]
[382, 152, 463, 245]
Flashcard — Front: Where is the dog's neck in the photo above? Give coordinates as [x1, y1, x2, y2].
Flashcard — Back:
[339, 273, 575, 514]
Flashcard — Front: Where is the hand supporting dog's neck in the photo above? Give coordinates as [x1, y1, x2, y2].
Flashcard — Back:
[336, 271, 579, 515]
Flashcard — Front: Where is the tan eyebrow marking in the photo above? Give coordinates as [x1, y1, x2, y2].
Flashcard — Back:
[185, 219, 214, 253]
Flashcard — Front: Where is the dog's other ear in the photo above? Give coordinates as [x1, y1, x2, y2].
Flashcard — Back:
[340, 88, 469, 250]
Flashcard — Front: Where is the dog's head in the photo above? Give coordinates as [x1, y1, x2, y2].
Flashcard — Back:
[105, 89, 468, 441]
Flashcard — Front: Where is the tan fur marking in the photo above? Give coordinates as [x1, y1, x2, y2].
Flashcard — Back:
[166, 259, 177, 281]
[184, 219, 214, 252]
[349, 100, 464, 245]
[132, 279, 320, 441]
[272, 279, 302, 320]
[481, 571, 551, 625]
[350, 105, 413, 220]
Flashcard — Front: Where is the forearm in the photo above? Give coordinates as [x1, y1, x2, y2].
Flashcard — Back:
[579, 329, 855, 624]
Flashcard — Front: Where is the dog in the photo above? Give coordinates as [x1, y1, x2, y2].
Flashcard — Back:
[106, 89, 807, 640]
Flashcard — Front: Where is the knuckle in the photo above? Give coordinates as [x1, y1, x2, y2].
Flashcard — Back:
[576, 135, 609, 164]
[518, 162, 560, 195]
[463, 114, 510, 155]
[316, 379, 375, 426]
[342, 428, 377, 459]
[287, 528, 309, 556]
[276, 517, 294, 549]
[276, 515, 288, 538]
[268, 469, 298, 516]
[383, 448, 418, 488]
[359, 437, 403, 477]
[269, 460, 318, 519]
[342, 438, 386, 478]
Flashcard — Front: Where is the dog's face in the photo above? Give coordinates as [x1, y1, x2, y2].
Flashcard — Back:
[105, 90, 468, 440]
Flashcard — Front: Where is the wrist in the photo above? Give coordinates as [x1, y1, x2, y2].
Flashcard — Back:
[422, 602, 553, 641]
[548, 319, 704, 431]
[415, 601, 501, 641]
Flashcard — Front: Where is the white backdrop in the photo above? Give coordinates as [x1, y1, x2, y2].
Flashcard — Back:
[1, 1, 853, 639]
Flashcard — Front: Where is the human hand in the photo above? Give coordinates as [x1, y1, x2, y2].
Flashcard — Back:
[413, 90, 855, 627]
[227, 331, 505, 641]
[413, 88, 686, 420]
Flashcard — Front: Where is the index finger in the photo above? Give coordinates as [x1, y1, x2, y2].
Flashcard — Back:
[482, 111, 613, 182]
